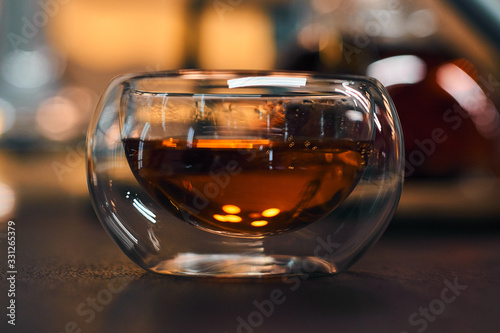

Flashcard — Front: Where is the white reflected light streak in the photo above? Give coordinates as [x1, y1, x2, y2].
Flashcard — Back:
[110, 212, 138, 249]
[161, 94, 168, 131]
[336, 85, 378, 131]
[382, 94, 397, 141]
[148, 228, 161, 251]
[140, 122, 151, 140]
[373, 113, 382, 133]
[228, 77, 307, 89]
[187, 126, 195, 148]
[344, 83, 369, 111]
[138, 122, 151, 169]
[133, 198, 156, 223]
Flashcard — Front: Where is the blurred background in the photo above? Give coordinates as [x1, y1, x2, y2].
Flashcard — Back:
[1, 0, 500, 224]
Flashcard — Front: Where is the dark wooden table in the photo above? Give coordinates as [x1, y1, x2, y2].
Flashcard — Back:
[1, 152, 499, 333]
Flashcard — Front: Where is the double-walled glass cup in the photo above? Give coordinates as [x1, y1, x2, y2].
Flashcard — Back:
[87, 70, 404, 278]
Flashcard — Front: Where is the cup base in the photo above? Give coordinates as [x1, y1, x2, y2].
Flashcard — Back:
[149, 254, 337, 278]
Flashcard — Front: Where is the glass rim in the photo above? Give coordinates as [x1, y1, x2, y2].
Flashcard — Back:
[112, 69, 384, 97]
[118, 69, 380, 80]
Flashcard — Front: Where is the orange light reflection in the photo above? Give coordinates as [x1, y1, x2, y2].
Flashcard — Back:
[213, 214, 226, 222]
[196, 139, 269, 149]
[222, 205, 241, 214]
[162, 138, 178, 148]
[213, 214, 242, 223]
[251, 221, 268, 227]
[262, 208, 280, 217]
[225, 215, 242, 223]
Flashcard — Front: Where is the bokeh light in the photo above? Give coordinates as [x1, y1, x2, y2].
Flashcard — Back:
[35, 96, 81, 141]
[367, 55, 427, 87]
[1, 49, 64, 89]
[0, 98, 16, 136]
[0, 182, 16, 220]
[198, 5, 275, 69]
[46, 0, 187, 72]
[35, 86, 97, 141]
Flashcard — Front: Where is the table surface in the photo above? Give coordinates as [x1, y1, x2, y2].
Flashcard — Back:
[1, 152, 500, 333]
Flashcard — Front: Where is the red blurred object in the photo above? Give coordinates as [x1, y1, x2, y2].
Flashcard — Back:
[385, 55, 499, 178]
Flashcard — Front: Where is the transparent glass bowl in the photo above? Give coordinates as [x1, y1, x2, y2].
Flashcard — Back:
[87, 70, 404, 278]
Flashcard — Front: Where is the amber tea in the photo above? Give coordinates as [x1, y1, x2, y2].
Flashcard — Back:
[124, 137, 371, 237]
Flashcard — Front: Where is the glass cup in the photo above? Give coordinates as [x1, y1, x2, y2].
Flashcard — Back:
[87, 70, 404, 278]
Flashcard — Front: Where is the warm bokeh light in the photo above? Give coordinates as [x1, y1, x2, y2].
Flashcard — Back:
[0, 182, 16, 220]
[34, 86, 96, 141]
[35, 96, 81, 141]
[61, 86, 98, 116]
[46, 0, 187, 72]
[222, 205, 241, 214]
[262, 208, 280, 218]
[251, 220, 268, 227]
[198, 5, 275, 69]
